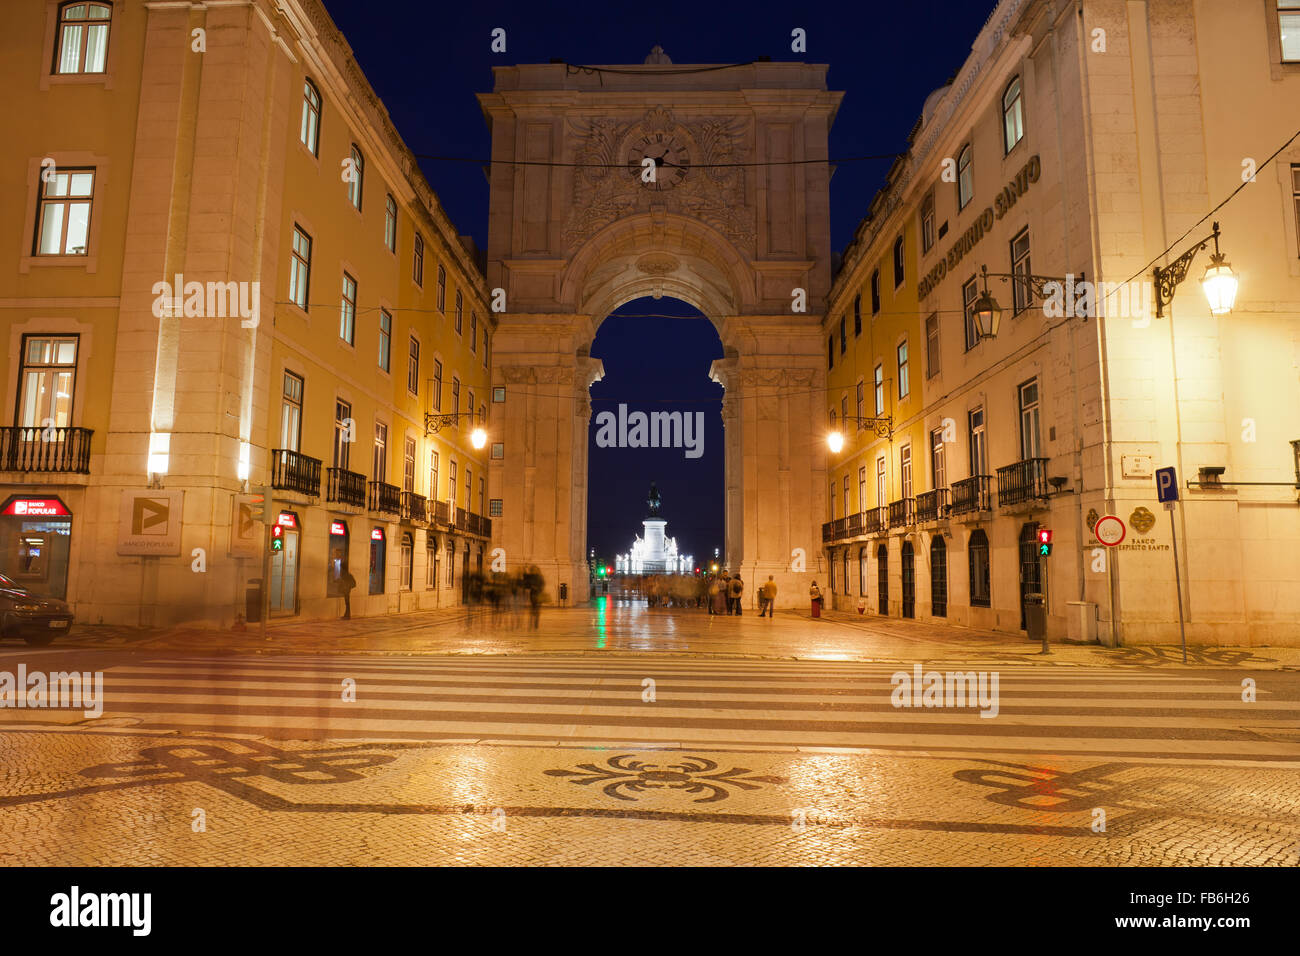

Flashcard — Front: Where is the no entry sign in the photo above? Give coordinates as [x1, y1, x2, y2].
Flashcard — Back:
[1095, 514, 1126, 547]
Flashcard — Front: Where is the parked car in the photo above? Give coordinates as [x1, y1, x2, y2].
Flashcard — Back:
[0, 572, 73, 645]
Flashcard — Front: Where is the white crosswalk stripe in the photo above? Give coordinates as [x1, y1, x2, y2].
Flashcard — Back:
[8, 654, 1297, 763]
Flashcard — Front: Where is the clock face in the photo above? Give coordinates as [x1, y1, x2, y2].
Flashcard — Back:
[628, 131, 690, 190]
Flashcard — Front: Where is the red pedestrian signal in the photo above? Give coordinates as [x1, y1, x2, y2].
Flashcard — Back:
[271, 524, 283, 552]
[1037, 529, 1052, 545]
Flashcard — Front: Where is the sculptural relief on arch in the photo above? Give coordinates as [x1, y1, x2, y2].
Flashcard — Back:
[478, 51, 842, 604]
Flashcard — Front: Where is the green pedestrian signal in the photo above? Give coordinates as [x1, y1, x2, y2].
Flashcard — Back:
[1039, 543, 1052, 556]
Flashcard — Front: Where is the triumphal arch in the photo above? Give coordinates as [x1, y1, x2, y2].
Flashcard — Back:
[479, 51, 841, 604]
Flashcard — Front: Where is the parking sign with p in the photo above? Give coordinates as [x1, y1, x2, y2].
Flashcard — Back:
[1156, 466, 1178, 506]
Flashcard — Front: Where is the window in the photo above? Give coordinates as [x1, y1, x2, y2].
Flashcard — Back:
[372, 422, 387, 482]
[377, 309, 390, 369]
[1292, 165, 1300, 255]
[855, 381, 864, 427]
[957, 145, 973, 210]
[436, 265, 446, 311]
[340, 273, 357, 345]
[35, 168, 94, 256]
[18, 336, 78, 428]
[464, 466, 472, 509]
[841, 395, 848, 425]
[1284, 1, 1300, 61]
[468, 392, 476, 430]
[897, 340, 909, 399]
[429, 449, 439, 500]
[333, 399, 351, 469]
[289, 226, 311, 310]
[843, 550, 850, 596]
[858, 466, 867, 512]
[347, 145, 364, 211]
[829, 481, 837, 520]
[413, 233, 424, 286]
[403, 438, 416, 493]
[930, 427, 947, 489]
[432, 359, 443, 411]
[55, 3, 111, 75]
[1019, 379, 1041, 459]
[280, 371, 303, 451]
[408, 337, 420, 394]
[827, 335, 834, 370]
[920, 191, 935, 254]
[876, 457, 886, 506]
[479, 404, 486, 427]
[931, 537, 948, 617]
[478, 477, 485, 516]
[427, 538, 439, 589]
[1011, 227, 1032, 313]
[874, 364, 884, 415]
[384, 194, 397, 252]
[369, 529, 386, 595]
[925, 313, 940, 378]
[1003, 76, 1024, 153]
[489, 498, 503, 517]
[447, 460, 457, 507]
[853, 295, 862, 336]
[968, 529, 991, 607]
[829, 408, 837, 431]
[470, 313, 478, 353]
[491, 442, 504, 460]
[446, 538, 455, 587]
[299, 79, 321, 155]
[893, 235, 905, 287]
[870, 269, 881, 314]
[483, 332, 489, 368]
[859, 546, 868, 597]
[968, 406, 987, 476]
[963, 276, 980, 351]
[455, 291, 464, 334]
[451, 377, 461, 425]
[900, 444, 913, 499]
[829, 548, 836, 591]
[839, 316, 847, 354]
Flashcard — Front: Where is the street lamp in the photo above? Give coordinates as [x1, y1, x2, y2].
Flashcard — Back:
[471, 427, 487, 450]
[827, 430, 845, 453]
[1154, 221, 1237, 318]
[972, 265, 1082, 341]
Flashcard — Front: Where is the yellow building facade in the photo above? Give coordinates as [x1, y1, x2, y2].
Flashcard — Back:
[1, 0, 492, 628]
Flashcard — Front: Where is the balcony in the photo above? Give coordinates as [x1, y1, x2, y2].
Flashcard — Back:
[400, 491, 427, 523]
[368, 480, 401, 515]
[270, 449, 321, 497]
[949, 475, 993, 515]
[0, 426, 92, 474]
[466, 512, 492, 538]
[888, 497, 915, 528]
[821, 520, 835, 543]
[431, 499, 451, 526]
[846, 511, 864, 537]
[916, 488, 949, 523]
[996, 458, 1050, 508]
[863, 506, 886, 534]
[326, 467, 366, 507]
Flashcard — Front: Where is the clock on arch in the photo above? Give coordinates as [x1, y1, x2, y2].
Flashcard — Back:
[627, 128, 691, 191]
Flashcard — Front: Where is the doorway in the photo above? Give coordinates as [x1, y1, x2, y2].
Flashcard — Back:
[901, 540, 915, 618]
[877, 543, 889, 616]
[1019, 521, 1045, 629]
[268, 512, 300, 614]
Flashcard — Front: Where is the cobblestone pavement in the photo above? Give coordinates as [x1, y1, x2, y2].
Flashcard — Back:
[26, 597, 1300, 670]
[1, 631, 1297, 865]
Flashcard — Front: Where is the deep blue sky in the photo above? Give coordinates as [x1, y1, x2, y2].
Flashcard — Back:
[321, 0, 995, 563]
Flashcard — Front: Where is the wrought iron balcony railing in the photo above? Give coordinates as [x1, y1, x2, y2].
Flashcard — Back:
[368, 480, 401, 515]
[863, 506, 886, 535]
[326, 467, 366, 508]
[821, 520, 835, 543]
[271, 449, 321, 497]
[400, 491, 427, 523]
[0, 426, 93, 474]
[888, 497, 916, 528]
[996, 458, 1050, 507]
[432, 499, 452, 526]
[915, 488, 949, 523]
[846, 511, 864, 537]
[949, 475, 993, 515]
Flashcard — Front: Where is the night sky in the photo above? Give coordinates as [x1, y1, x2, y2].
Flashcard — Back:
[320, 0, 996, 564]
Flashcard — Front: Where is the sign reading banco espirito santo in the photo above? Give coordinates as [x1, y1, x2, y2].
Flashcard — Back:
[117, 490, 185, 556]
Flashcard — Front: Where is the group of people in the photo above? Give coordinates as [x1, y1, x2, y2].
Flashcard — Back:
[463, 567, 548, 629]
[623, 572, 780, 618]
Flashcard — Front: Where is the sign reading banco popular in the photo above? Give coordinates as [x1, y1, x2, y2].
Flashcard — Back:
[117, 490, 185, 556]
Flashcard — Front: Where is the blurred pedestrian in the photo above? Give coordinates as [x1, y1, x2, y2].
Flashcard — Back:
[760, 575, 777, 617]
[728, 574, 744, 615]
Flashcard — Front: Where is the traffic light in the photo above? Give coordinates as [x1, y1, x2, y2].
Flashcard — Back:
[248, 487, 268, 522]
[1037, 528, 1052, 556]
[271, 524, 283, 552]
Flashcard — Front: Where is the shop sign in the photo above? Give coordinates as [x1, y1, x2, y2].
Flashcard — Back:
[118, 490, 185, 556]
[277, 512, 298, 529]
[229, 494, 261, 558]
[370, 528, 384, 541]
[330, 521, 347, 536]
[1, 497, 71, 517]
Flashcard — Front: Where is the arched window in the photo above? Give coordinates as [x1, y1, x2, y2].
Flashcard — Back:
[426, 534, 439, 589]
[877, 544, 889, 615]
[1003, 76, 1024, 153]
[968, 529, 990, 607]
[858, 546, 868, 597]
[842, 550, 850, 595]
[347, 144, 364, 211]
[55, 2, 111, 75]
[957, 144, 973, 210]
[399, 532, 413, 591]
[300, 79, 321, 156]
[829, 549, 836, 593]
[930, 536, 947, 617]
[893, 234, 905, 287]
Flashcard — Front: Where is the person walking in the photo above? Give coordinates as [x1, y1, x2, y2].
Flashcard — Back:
[809, 579, 824, 618]
[710, 575, 727, 615]
[760, 575, 777, 617]
[728, 574, 744, 616]
[339, 567, 356, 620]
[707, 575, 720, 615]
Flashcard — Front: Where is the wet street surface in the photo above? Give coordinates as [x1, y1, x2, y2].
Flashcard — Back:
[2, 602, 1297, 865]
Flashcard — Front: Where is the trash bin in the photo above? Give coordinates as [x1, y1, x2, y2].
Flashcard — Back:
[1024, 592, 1046, 643]
[246, 578, 263, 624]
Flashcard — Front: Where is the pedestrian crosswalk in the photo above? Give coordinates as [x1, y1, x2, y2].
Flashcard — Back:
[17, 654, 1296, 764]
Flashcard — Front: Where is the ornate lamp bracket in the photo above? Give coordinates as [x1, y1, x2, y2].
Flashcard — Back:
[1154, 221, 1220, 318]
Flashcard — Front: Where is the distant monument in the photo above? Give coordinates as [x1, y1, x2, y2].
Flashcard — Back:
[615, 482, 693, 575]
